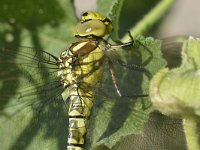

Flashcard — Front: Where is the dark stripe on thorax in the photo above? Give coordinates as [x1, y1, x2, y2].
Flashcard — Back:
[68, 115, 85, 118]
[67, 143, 84, 148]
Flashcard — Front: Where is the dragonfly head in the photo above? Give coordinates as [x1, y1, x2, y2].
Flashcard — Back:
[75, 11, 113, 38]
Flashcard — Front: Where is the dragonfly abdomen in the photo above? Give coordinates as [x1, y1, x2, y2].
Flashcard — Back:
[67, 86, 93, 150]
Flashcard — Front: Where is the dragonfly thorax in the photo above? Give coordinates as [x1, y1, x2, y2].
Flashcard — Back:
[58, 38, 106, 88]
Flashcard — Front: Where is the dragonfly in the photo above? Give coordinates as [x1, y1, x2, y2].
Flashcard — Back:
[0, 11, 187, 150]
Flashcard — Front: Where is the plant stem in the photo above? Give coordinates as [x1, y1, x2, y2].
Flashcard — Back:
[183, 116, 200, 150]
[122, 0, 176, 42]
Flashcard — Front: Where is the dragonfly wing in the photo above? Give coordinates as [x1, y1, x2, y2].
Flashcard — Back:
[86, 43, 153, 149]
[87, 37, 188, 150]
[0, 46, 67, 150]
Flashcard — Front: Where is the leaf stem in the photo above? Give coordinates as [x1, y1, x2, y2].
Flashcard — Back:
[122, 0, 176, 42]
[183, 116, 200, 150]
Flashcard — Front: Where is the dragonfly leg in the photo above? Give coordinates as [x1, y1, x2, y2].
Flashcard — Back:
[110, 49, 147, 71]
[109, 31, 153, 67]
[108, 58, 148, 98]
[109, 31, 134, 49]
[108, 59, 122, 97]
[109, 41, 133, 49]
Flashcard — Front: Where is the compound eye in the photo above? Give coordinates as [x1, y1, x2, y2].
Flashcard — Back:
[82, 12, 88, 17]
[75, 20, 107, 37]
